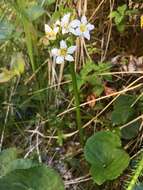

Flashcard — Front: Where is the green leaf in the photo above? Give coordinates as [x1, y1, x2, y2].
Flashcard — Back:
[109, 11, 118, 19]
[111, 95, 136, 125]
[84, 131, 130, 185]
[117, 23, 125, 32]
[8, 159, 39, 172]
[80, 60, 97, 80]
[134, 184, 143, 190]
[0, 148, 17, 177]
[45, 0, 56, 5]
[90, 149, 129, 185]
[114, 14, 124, 25]
[0, 148, 65, 190]
[0, 21, 14, 42]
[0, 165, 65, 190]
[90, 77, 104, 96]
[0, 69, 15, 83]
[117, 4, 127, 15]
[121, 121, 140, 140]
[84, 131, 121, 165]
[26, 5, 45, 21]
[11, 53, 25, 75]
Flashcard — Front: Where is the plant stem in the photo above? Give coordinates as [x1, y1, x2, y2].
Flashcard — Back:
[126, 153, 143, 190]
[70, 63, 84, 145]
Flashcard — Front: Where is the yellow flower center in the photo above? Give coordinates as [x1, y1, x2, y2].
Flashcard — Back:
[46, 31, 56, 40]
[60, 48, 67, 56]
[80, 24, 87, 32]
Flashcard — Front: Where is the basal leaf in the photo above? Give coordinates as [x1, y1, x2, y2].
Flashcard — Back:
[90, 149, 129, 185]
[0, 165, 65, 190]
[84, 131, 130, 185]
[121, 121, 140, 140]
[0, 148, 17, 177]
[111, 95, 136, 125]
[26, 5, 45, 21]
[8, 159, 39, 172]
[0, 148, 65, 190]
[84, 131, 121, 165]
[0, 21, 14, 42]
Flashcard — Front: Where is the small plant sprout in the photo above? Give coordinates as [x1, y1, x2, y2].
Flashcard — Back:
[60, 13, 71, 34]
[51, 40, 76, 64]
[70, 16, 94, 40]
[45, 23, 60, 41]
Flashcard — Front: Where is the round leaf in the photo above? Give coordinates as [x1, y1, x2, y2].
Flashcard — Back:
[84, 131, 130, 185]
[0, 165, 65, 190]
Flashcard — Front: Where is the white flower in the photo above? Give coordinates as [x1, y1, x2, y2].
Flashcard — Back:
[69, 16, 94, 40]
[60, 13, 71, 34]
[45, 24, 59, 41]
[51, 40, 76, 64]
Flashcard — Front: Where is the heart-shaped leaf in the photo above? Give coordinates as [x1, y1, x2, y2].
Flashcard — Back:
[0, 148, 17, 177]
[84, 131, 130, 185]
[0, 165, 65, 190]
[0, 148, 65, 190]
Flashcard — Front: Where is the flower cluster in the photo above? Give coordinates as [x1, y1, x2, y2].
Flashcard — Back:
[45, 13, 94, 64]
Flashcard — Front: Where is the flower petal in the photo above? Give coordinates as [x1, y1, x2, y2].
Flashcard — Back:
[67, 46, 76, 54]
[65, 55, 74, 62]
[51, 48, 59, 56]
[69, 19, 81, 28]
[56, 56, 64, 64]
[81, 16, 87, 24]
[61, 13, 71, 25]
[87, 23, 94, 31]
[45, 24, 52, 33]
[62, 28, 69, 34]
[60, 40, 67, 49]
[74, 28, 82, 36]
[69, 28, 78, 35]
[53, 27, 59, 33]
[83, 31, 90, 40]
[55, 20, 61, 26]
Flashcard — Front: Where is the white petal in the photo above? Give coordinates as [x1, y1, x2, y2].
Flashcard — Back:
[74, 28, 82, 36]
[83, 31, 90, 40]
[81, 16, 87, 24]
[69, 20, 81, 28]
[45, 24, 52, 33]
[51, 48, 59, 56]
[67, 46, 76, 54]
[60, 40, 67, 49]
[65, 55, 74, 62]
[62, 28, 69, 34]
[53, 27, 59, 33]
[69, 28, 78, 35]
[87, 23, 94, 31]
[61, 13, 71, 25]
[56, 56, 64, 64]
[55, 20, 61, 26]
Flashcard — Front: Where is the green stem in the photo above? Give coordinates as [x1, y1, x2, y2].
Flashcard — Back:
[126, 154, 143, 190]
[70, 63, 84, 145]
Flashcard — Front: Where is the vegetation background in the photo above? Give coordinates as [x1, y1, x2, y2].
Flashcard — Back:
[0, 0, 143, 189]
